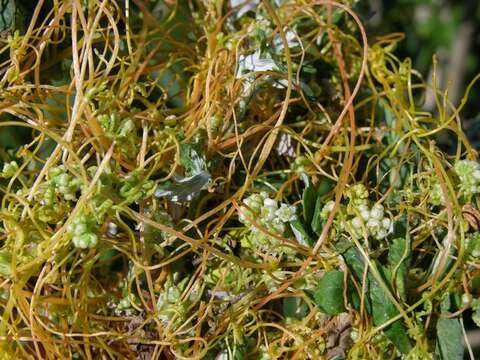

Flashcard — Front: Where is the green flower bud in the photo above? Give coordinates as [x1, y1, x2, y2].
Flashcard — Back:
[454, 160, 480, 199]
[68, 214, 98, 249]
[1, 161, 19, 178]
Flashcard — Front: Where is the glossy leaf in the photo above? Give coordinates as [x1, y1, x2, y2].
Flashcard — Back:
[311, 197, 323, 234]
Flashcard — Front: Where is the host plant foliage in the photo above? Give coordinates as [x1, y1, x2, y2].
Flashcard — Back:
[0, 0, 478, 359]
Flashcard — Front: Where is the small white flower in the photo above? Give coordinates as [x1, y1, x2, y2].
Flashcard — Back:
[350, 184, 368, 199]
[360, 211, 370, 221]
[462, 293, 472, 306]
[275, 203, 297, 222]
[370, 204, 384, 220]
[474, 170, 480, 181]
[320, 200, 335, 219]
[375, 228, 388, 240]
[351, 216, 363, 229]
[262, 198, 278, 220]
[367, 218, 381, 231]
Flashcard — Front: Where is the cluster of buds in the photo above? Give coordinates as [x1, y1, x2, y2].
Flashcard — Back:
[454, 160, 480, 199]
[239, 192, 297, 234]
[239, 192, 297, 256]
[67, 214, 98, 249]
[49, 166, 82, 201]
[119, 170, 156, 204]
[349, 203, 392, 240]
[428, 159, 480, 205]
[156, 277, 188, 327]
[0, 161, 18, 178]
[320, 184, 393, 240]
[466, 232, 480, 260]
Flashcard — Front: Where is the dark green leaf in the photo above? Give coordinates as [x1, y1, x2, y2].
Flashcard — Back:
[368, 266, 411, 354]
[343, 248, 411, 354]
[283, 296, 308, 319]
[435, 318, 463, 360]
[310, 179, 334, 234]
[342, 248, 366, 281]
[388, 237, 410, 301]
[302, 185, 316, 225]
[311, 197, 323, 234]
[312, 271, 345, 315]
[0, 0, 18, 33]
[317, 178, 334, 197]
[342, 247, 372, 313]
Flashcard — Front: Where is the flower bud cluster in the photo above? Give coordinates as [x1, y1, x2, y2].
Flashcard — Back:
[1, 161, 18, 178]
[67, 214, 98, 249]
[239, 192, 297, 235]
[350, 203, 392, 240]
[239, 192, 297, 256]
[119, 170, 156, 204]
[320, 184, 392, 240]
[49, 166, 81, 201]
[428, 182, 444, 206]
[466, 232, 480, 259]
[156, 278, 188, 326]
[454, 160, 480, 199]
[427, 159, 480, 206]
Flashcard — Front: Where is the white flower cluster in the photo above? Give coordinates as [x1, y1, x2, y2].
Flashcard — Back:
[239, 192, 297, 256]
[350, 203, 392, 240]
[239, 192, 297, 235]
[320, 184, 393, 240]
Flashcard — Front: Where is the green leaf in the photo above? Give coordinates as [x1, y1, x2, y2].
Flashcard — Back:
[435, 318, 463, 360]
[0, 0, 24, 33]
[388, 237, 410, 301]
[342, 247, 372, 313]
[310, 178, 334, 234]
[312, 271, 345, 315]
[290, 219, 314, 247]
[0, 248, 12, 277]
[283, 296, 308, 319]
[342, 248, 366, 281]
[368, 266, 411, 354]
[342, 248, 411, 354]
[302, 185, 316, 225]
[311, 196, 323, 234]
[155, 171, 211, 203]
[179, 134, 209, 176]
[317, 178, 334, 197]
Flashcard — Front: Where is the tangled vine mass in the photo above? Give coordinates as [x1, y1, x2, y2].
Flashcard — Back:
[0, 0, 479, 359]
